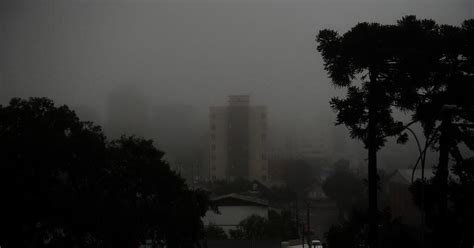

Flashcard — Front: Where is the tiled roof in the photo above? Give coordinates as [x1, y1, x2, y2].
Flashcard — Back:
[212, 193, 269, 207]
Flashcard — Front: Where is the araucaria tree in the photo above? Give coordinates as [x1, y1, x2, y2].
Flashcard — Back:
[317, 23, 404, 248]
[317, 16, 474, 248]
[395, 17, 474, 248]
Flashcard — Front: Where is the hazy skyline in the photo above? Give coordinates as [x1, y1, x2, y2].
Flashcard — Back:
[1, 0, 472, 168]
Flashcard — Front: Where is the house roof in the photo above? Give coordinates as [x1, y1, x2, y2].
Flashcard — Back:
[212, 193, 269, 207]
[389, 169, 435, 184]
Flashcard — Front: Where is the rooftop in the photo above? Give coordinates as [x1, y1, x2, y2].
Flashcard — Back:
[389, 169, 435, 184]
[212, 193, 269, 207]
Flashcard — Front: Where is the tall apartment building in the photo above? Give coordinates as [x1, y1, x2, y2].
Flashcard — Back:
[209, 95, 268, 183]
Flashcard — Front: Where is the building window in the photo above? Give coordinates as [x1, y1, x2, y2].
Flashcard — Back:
[211, 145, 216, 151]
[211, 155, 216, 160]
[262, 153, 266, 160]
[262, 175, 267, 181]
[212, 175, 216, 180]
[211, 125, 216, 131]
[211, 166, 216, 171]
[261, 113, 266, 119]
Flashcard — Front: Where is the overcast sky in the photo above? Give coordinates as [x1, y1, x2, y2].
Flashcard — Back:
[1, 0, 472, 167]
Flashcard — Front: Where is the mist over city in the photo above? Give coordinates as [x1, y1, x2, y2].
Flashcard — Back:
[0, 0, 473, 247]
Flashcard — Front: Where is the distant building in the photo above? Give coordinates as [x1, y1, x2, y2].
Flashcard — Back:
[203, 193, 270, 233]
[209, 95, 268, 183]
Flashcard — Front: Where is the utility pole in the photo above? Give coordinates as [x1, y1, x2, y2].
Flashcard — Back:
[295, 197, 303, 248]
[191, 163, 195, 190]
[306, 201, 311, 248]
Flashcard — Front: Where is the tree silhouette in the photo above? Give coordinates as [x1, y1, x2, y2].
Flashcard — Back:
[410, 157, 474, 248]
[317, 22, 405, 248]
[449, 157, 474, 248]
[394, 17, 474, 248]
[318, 16, 474, 248]
[102, 135, 211, 248]
[0, 97, 106, 247]
[325, 209, 420, 248]
[205, 223, 228, 239]
[422, 22, 474, 248]
[228, 211, 297, 240]
[0, 97, 212, 248]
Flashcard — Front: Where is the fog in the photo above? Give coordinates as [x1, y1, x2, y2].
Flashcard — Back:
[0, 0, 472, 172]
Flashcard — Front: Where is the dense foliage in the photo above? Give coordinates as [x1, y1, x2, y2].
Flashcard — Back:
[410, 157, 474, 248]
[228, 211, 298, 240]
[317, 15, 474, 248]
[0, 97, 212, 248]
[204, 223, 228, 240]
[325, 210, 419, 248]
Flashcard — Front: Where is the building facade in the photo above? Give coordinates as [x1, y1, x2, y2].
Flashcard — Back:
[203, 193, 270, 234]
[209, 95, 268, 183]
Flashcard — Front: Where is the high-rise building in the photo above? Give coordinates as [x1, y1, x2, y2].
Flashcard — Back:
[209, 95, 268, 183]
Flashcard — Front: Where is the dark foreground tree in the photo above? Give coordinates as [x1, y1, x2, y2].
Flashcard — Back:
[317, 16, 474, 248]
[449, 158, 474, 248]
[325, 209, 419, 248]
[0, 97, 211, 248]
[394, 17, 474, 248]
[102, 136, 212, 248]
[424, 20, 474, 248]
[410, 157, 474, 248]
[0, 97, 106, 247]
[317, 22, 404, 248]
